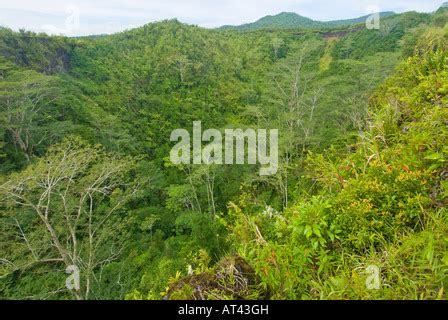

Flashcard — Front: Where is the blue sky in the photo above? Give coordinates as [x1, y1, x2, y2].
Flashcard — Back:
[0, 0, 445, 36]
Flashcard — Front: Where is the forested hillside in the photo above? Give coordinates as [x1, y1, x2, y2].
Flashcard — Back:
[0, 8, 447, 300]
[218, 11, 396, 31]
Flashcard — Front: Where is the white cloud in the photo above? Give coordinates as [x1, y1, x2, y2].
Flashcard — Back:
[0, 0, 444, 36]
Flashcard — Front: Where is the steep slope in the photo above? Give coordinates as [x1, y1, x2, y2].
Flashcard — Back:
[163, 23, 448, 301]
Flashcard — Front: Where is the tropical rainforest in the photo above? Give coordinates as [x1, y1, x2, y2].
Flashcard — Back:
[0, 6, 447, 300]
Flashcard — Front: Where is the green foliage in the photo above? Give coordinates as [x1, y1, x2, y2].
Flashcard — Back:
[213, 24, 448, 300]
[0, 27, 71, 74]
[332, 12, 431, 60]
[0, 9, 446, 300]
[219, 12, 396, 31]
[0, 137, 143, 299]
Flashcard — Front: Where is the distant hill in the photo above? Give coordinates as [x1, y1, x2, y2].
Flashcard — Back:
[219, 11, 396, 31]
[439, 2, 448, 10]
[219, 12, 322, 30]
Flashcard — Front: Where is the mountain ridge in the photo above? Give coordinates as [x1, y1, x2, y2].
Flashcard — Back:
[218, 11, 396, 31]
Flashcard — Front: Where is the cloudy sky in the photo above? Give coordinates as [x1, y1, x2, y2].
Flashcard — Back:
[0, 0, 444, 36]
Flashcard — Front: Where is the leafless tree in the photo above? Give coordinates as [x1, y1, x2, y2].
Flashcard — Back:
[262, 48, 322, 209]
[0, 139, 140, 299]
